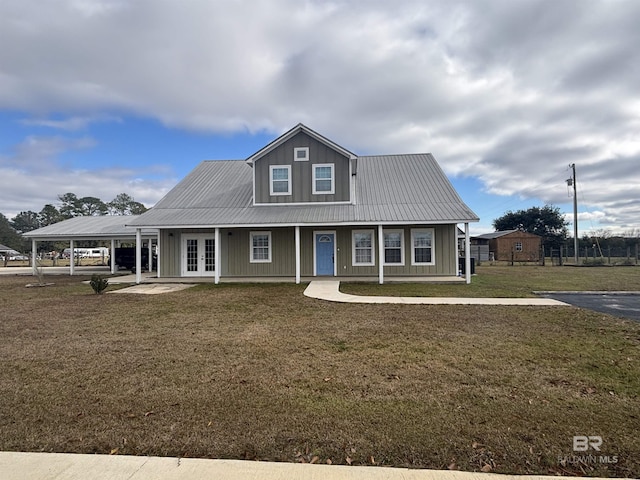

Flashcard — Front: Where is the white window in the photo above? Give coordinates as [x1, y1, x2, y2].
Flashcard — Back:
[384, 229, 405, 265]
[515, 242, 523, 252]
[269, 165, 291, 196]
[250, 231, 272, 263]
[411, 228, 434, 265]
[352, 229, 375, 266]
[313, 163, 335, 194]
[294, 147, 309, 161]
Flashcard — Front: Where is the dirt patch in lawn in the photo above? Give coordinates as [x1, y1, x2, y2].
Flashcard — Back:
[0, 275, 639, 477]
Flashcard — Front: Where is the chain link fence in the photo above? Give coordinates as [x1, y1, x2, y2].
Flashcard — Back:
[550, 244, 640, 266]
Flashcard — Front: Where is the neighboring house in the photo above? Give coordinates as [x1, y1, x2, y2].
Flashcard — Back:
[465, 233, 490, 262]
[128, 124, 479, 283]
[473, 230, 542, 262]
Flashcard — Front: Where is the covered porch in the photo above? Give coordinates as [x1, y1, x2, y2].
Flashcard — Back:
[23, 216, 158, 278]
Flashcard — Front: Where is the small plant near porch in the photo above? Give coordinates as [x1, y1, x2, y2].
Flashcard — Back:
[89, 274, 109, 294]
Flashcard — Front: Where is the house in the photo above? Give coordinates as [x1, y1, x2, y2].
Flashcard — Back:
[473, 230, 542, 262]
[128, 124, 479, 284]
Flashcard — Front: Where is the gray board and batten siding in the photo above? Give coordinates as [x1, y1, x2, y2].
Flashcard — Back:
[158, 225, 457, 278]
[253, 131, 351, 204]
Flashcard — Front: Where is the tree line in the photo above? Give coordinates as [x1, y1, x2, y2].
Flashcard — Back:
[493, 204, 639, 252]
[1, 193, 147, 252]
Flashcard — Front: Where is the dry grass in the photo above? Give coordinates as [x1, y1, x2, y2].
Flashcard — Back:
[0, 272, 639, 477]
[342, 264, 640, 297]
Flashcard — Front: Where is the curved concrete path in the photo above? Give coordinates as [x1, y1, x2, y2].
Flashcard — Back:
[304, 281, 568, 306]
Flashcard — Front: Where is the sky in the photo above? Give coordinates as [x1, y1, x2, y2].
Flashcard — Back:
[1, 0, 639, 237]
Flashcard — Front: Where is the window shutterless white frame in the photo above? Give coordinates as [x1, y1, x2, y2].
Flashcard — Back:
[250, 231, 272, 263]
[352, 229, 375, 266]
[269, 165, 291, 196]
[294, 147, 309, 161]
[383, 229, 405, 266]
[312, 163, 335, 195]
[515, 242, 523, 251]
[411, 228, 435, 266]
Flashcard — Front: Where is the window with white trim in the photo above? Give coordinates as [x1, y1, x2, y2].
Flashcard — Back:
[294, 147, 309, 161]
[250, 231, 272, 263]
[384, 229, 405, 265]
[411, 228, 434, 265]
[352, 229, 375, 266]
[270, 165, 291, 196]
[312, 163, 335, 195]
[515, 242, 523, 252]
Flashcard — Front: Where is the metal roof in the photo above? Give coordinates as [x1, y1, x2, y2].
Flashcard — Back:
[129, 153, 478, 228]
[0, 243, 18, 253]
[473, 230, 521, 240]
[23, 216, 158, 240]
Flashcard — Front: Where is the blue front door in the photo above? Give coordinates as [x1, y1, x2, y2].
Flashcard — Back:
[315, 233, 335, 276]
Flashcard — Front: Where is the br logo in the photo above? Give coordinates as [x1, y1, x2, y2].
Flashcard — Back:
[573, 436, 602, 452]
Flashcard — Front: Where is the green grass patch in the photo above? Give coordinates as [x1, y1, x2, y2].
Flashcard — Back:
[341, 264, 640, 297]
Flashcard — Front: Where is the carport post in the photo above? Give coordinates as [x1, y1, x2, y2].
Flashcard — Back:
[69, 239, 75, 276]
[31, 239, 37, 276]
[378, 224, 384, 284]
[147, 240, 152, 272]
[135, 229, 142, 284]
[464, 223, 471, 285]
[110, 239, 116, 274]
[295, 226, 300, 284]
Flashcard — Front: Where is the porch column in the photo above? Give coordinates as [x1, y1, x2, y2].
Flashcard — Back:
[110, 239, 116, 274]
[69, 239, 75, 276]
[147, 240, 153, 272]
[465, 222, 471, 285]
[135, 228, 142, 284]
[31, 239, 37, 276]
[295, 226, 301, 284]
[214, 227, 220, 285]
[378, 224, 384, 284]
[156, 232, 161, 278]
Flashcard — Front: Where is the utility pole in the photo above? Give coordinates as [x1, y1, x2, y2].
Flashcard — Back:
[567, 164, 578, 263]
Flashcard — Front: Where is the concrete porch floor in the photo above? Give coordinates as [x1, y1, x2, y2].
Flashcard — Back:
[108, 273, 466, 284]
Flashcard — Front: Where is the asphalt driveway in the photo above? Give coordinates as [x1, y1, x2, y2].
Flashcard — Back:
[540, 292, 640, 322]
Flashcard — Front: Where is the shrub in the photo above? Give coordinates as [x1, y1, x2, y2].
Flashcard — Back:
[89, 274, 109, 294]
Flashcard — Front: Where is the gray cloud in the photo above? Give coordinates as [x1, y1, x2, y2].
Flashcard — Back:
[0, 0, 638, 230]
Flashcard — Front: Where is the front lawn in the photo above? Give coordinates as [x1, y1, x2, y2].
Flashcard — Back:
[341, 264, 640, 297]
[0, 273, 638, 477]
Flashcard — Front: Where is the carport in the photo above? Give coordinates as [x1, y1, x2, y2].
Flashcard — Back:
[23, 216, 158, 282]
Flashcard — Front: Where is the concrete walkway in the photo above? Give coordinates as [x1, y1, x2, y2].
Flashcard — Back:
[304, 281, 569, 306]
[109, 283, 196, 294]
[0, 452, 616, 480]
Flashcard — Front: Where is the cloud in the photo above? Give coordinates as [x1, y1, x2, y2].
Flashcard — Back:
[19, 114, 121, 131]
[0, 0, 638, 230]
[0, 135, 174, 218]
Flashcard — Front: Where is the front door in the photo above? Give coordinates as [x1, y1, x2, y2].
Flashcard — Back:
[315, 232, 335, 276]
[182, 234, 215, 276]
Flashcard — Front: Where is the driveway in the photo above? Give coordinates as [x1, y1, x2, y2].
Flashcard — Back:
[539, 292, 640, 322]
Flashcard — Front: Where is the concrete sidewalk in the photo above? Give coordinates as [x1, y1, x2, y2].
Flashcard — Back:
[304, 281, 569, 306]
[0, 452, 616, 480]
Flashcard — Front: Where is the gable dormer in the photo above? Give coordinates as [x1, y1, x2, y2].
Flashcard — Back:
[248, 124, 356, 205]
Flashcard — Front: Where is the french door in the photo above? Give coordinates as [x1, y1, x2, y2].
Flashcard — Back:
[182, 234, 215, 277]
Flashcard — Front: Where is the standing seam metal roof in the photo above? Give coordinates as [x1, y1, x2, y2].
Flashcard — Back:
[128, 153, 478, 228]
